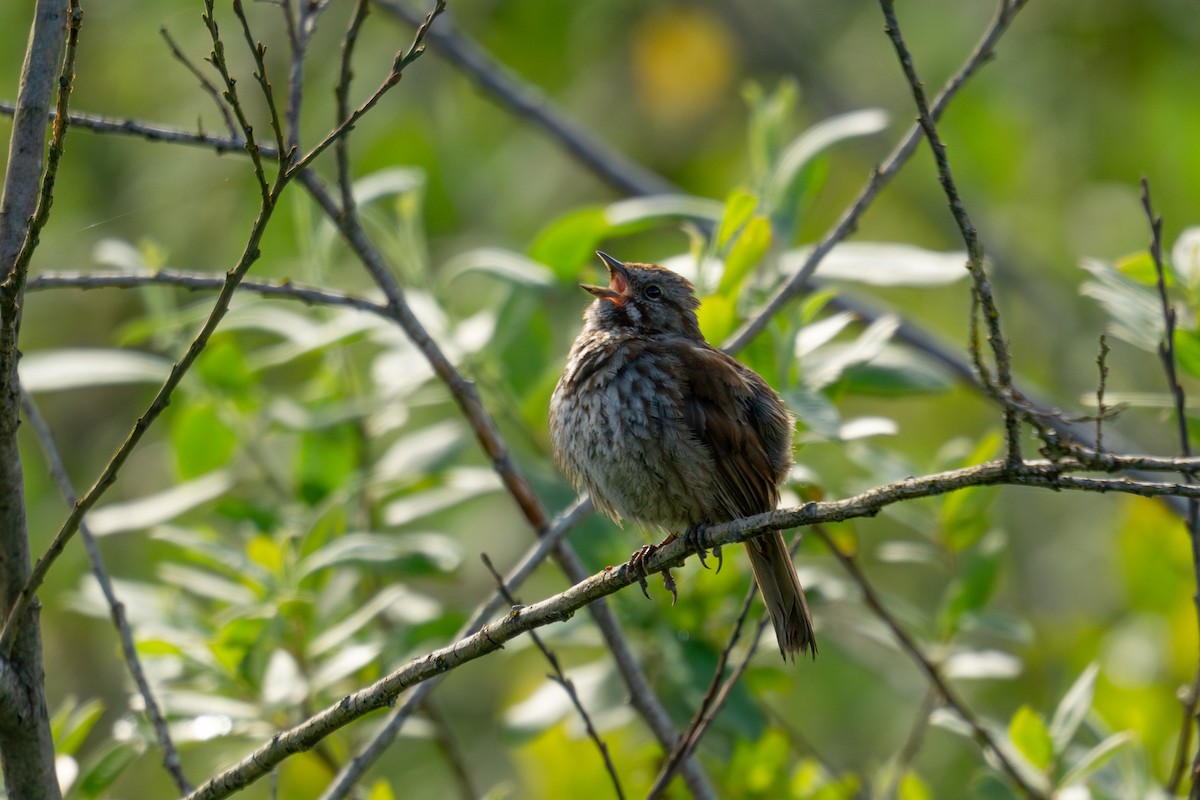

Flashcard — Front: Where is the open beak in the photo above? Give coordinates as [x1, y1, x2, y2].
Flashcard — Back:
[580, 251, 631, 305]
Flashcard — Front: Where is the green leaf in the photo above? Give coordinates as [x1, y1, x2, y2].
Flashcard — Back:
[786, 388, 841, 439]
[19, 348, 172, 393]
[603, 195, 724, 230]
[78, 743, 139, 798]
[87, 471, 235, 536]
[529, 207, 609, 278]
[1174, 329, 1200, 379]
[1114, 251, 1162, 286]
[296, 422, 361, 505]
[838, 346, 955, 396]
[53, 698, 105, 756]
[297, 531, 461, 578]
[697, 292, 738, 344]
[441, 247, 554, 288]
[171, 402, 238, 479]
[765, 109, 888, 232]
[897, 771, 932, 800]
[1080, 258, 1163, 352]
[939, 530, 1005, 635]
[1009, 705, 1054, 772]
[197, 337, 257, 394]
[720, 215, 772, 293]
[1059, 731, 1133, 787]
[717, 189, 759, 248]
[788, 242, 968, 287]
[1048, 663, 1099, 752]
[1171, 226, 1200, 289]
[803, 315, 899, 390]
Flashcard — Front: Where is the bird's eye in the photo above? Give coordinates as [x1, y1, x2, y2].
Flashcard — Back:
[645, 284, 663, 300]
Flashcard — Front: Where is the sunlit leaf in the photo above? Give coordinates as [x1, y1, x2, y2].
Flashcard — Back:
[19, 348, 172, 393]
[897, 771, 932, 800]
[441, 247, 554, 287]
[791, 242, 968, 286]
[795, 311, 856, 358]
[697, 292, 738, 344]
[1080, 259, 1162, 352]
[1049, 663, 1099, 752]
[720, 215, 772, 292]
[310, 585, 441, 655]
[1009, 705, 1053, 772]
[53, 698, 105, 757]
[717, 188, 759, 248]
[530, 207, 608, 277]
[1059, 732, 1133, 787]
[77, 743, 139, 798]
[803, 315, 899, 390]
[262, 649, 307, 707]
[765, 109, 889, 225]
[171, 402, 238, 479]
[837, 416, 898, 441]
[942, 649, 1022, 680]
[603, 195, 724, 229]
[838, 345, 956, 396]
[297, 532, 462, 578]
[311, 642, 383, 692]
[1171, 226, 1200, 289]
[373, 421, 463, 485]
[87, 471, 235, 536]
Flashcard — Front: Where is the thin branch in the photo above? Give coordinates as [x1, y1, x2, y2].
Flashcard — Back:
[19, 389, 192, 793]
[0, 2, 77, 795]
[231, 0, 289, 161]
[160, 26, 237, 139]
[1095, 334, 1111, 454]
[811, 525, 1042, 798]
[881, 687, 939, 800]
[725, 0, 1029, 355]
[201, 0, 271, 200]
[878, 0, 1023, 465]
[285, 0, 445, 178]
[420, 698, 479, 800]
[1142, 177, 1200, 798]
[334, 0, 371, 212]
[481, 553, 624, 800]
[186, 457, 1200, 799]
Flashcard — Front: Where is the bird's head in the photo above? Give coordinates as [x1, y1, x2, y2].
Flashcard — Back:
[581, 252, 702, 338]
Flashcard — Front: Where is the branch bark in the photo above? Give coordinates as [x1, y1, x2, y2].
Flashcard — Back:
[0, 1, 72, 796]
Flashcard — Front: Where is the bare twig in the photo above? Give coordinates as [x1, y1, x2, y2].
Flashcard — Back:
[420, 698, 479, 800]
[879, 0, 1024, 466]
[481, 553, 625, 800]
[1142, 178, 1200, 798]
[231, 0, 288, 160]
[160, 26, 237, 139]
[882, 687, 939, 800]
[285, 1, 445, 178]
[1095, 334, 1111, 453]
[19, 390, 192, 793]
[334, 0, 371, 212]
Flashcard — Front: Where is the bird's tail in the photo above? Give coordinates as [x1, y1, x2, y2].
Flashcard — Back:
[744, 531, 817, 661]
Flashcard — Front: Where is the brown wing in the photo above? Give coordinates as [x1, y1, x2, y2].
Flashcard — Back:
[668, 342, 794, 519]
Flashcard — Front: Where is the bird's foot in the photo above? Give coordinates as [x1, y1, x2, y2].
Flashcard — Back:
[685, 524, 722, 573]
[625, 533, 679, 604]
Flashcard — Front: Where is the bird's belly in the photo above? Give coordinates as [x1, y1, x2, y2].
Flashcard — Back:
[553, 377, 705, 530]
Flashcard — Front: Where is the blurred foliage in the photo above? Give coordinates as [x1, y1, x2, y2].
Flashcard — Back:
[3, 0, 1200, 798]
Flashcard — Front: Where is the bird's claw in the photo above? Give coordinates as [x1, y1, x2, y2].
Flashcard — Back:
[625, 541, 678, 604]
[626, 543, 657, 600]
[685, 525, 723, 573]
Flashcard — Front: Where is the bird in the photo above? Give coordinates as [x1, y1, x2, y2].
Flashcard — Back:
[549, 251, 816, 661]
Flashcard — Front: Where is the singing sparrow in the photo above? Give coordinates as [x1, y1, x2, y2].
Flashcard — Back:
[549, 252, 816, 660]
